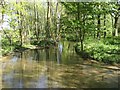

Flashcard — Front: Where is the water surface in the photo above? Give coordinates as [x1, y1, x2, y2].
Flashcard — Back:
[2, 41, 120, 88]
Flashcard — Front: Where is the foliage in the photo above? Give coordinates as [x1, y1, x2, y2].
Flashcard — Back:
[75, 37, 120, 64]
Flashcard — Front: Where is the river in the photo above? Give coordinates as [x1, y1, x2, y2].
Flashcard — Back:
[1, 41, 120, 88]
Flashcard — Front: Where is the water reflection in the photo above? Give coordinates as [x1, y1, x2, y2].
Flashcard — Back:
[57, 43, 63, 64]
[34, 49, 40, 62]
[2, 41, 119, 88]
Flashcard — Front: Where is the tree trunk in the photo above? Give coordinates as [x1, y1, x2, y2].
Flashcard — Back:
[104, 14, 106, 38]
[97, 14, 101, 40]
[20, 3, 23, 47]
[16, 0, 23, 47]
[46, 1, 50, 39]
[92, 15, 96, 38]
[77, 3, 84, 52]
[111, 15, 114, 36]
[114, 16, 119, 36]
[55, 2, 59, 41]
[34, 0, 39, 41]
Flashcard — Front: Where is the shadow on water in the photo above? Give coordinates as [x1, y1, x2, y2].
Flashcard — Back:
[2, 41, 120, 88]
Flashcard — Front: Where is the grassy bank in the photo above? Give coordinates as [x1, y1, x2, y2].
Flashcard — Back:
[1, 39, 58, 56]
[75, 36, 120, 64]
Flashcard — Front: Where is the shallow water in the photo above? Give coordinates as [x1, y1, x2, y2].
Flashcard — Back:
[1, 41, 120, 88]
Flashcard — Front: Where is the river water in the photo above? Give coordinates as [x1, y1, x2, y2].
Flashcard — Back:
[1, 41, 120, 88]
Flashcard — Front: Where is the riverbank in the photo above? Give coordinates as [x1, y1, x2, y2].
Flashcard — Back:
[75, 37, 120, 64]
[2, 39, 59, 56]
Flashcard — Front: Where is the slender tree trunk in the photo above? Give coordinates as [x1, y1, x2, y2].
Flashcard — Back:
[111, 15, 114, 36]
[20, 3, 23, 47]
[19, 17, 23, 46]
[36, 8, 40, 42]
[16, 0, 23, 47]
[92, 15, 96, 38]
[27, 20, 30, 44]
[114, 16, 119, 36]
[22, 9, 26, 45]
[77, 3, 83, 52]
[97, 14, 101, 40]
[46, 1, 50, 39]
[55, 2, 58, 41]
[34, 0, 39, 41]
[104, 14, 106, 38]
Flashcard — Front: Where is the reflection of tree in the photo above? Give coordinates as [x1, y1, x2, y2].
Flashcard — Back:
[57, 43, 63, 64]
[55, 48, 57, 62]
[45, 48, 49, 88]
[20, 52, 23, 88]
[34, 49, 40, 62]
[118, 70, 120, 89]
[45, 49, 49, 60]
